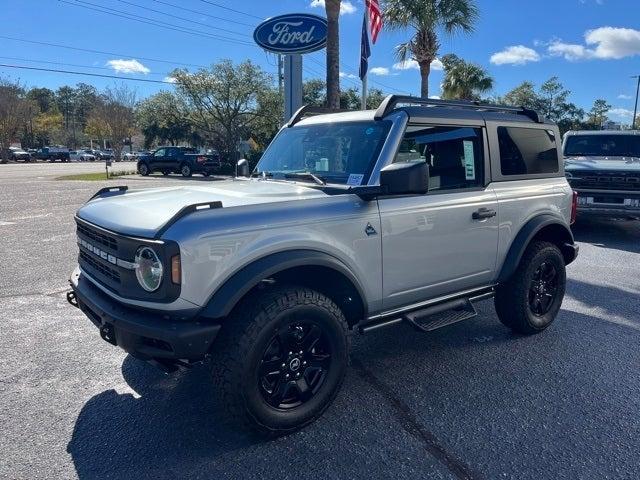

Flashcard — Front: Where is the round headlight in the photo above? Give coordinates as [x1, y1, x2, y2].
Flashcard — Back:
[135, 246, 163, 292]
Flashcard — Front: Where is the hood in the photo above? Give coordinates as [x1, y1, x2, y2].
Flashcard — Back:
[564, 156, 640, 172]
[77, 179, 327, 238]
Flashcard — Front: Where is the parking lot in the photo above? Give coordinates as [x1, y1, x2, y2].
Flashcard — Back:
[1, 162, 639, 480]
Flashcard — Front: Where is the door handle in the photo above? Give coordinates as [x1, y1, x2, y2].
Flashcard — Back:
[472, 208, 497, 220]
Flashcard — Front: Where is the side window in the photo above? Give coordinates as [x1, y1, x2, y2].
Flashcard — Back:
[497, 127, 559, 176]
[167, 148, 179, 157]
[154, 148, 166, 157]
[394, 125, 484, 191]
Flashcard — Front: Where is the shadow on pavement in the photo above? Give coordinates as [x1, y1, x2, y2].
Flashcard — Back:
[572, 216, 640, 254]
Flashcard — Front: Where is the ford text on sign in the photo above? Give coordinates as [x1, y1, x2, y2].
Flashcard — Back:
[253, 13, 328, 54]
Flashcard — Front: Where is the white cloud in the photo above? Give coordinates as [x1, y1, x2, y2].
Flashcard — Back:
[339, 71, 358, 79]
[392, 58, 443, 71]
[609, 107, 634, 119]
[618, 94, 632, 100]
[106, 59, 150, 74]
[310, 0, 356, 15]
[370, 66, 390, 76]
[490, 45, 540, 65]
[549, 27, 640, 61]
[163, 76, 177, 83]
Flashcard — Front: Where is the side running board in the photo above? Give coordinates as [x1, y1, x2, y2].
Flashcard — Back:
[360, 289, 494, 334]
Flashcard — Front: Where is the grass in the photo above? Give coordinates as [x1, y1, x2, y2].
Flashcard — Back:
[56, 170, 136, 181]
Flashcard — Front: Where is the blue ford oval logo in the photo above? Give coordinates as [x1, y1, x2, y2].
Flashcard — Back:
[253, 13, 328, 54]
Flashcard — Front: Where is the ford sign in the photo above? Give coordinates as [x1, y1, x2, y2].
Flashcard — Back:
[253, 13, 328, 54]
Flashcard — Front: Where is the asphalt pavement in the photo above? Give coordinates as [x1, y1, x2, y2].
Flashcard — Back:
[1, 162, 639, 480]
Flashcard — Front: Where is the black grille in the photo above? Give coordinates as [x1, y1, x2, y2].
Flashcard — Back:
[79, 251, 121, 283]
[569, 171, 640, 191]
[77, 223, 118, 251]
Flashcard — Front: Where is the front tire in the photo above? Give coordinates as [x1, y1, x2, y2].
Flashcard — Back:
[180, 163, 192, 177]
[138, 162, 149, 176]
[211, 286, 349, 435]
[495, 241, 566, 335]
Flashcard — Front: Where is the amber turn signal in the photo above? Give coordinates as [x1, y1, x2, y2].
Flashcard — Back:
[171, 255, 181, 284]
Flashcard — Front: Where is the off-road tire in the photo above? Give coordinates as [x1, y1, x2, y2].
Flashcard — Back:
[495, 241, 566, 335]
[210, 285, 350, 435]
[138, 162, 149, 176]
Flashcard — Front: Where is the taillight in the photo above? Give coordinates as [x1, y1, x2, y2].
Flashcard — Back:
[196, 156, 206, 163]
[570, 190, 578, 225]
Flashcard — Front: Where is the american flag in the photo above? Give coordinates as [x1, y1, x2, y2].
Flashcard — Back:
[365, 0, 382, 44]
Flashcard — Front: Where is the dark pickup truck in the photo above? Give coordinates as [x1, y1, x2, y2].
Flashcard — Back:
[136, 146, 224, 177]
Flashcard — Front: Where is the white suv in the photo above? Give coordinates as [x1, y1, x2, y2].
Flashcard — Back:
[67, 96, 578, 434]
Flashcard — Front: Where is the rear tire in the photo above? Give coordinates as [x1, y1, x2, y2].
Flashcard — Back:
[210, 286, 350, 435]
[495, 241, 566, 335]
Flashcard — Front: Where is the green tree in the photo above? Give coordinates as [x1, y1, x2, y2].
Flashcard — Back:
[383, 0, 479, 98]
[172, 60, 273, 161]
[324, 0, 341, 109]
[440, 54, 493, 100]
[32, 111, 64, 147]
[588, 99, 611, 129]
[137, 91, 191, 147]
[500, 81, 539, 110]
[26, 87, 57, 113]
[0, 79, 32, 163]
[89, 84, 137, 160]
[303, 79, 327, 107]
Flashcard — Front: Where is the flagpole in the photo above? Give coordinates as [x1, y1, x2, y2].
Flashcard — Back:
[361, 6, 369, 110]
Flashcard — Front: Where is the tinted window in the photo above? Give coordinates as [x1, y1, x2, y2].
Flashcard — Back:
[498, 127, 558, 176]
[395, 125, 484, 191]
[564, 134, 640, 157]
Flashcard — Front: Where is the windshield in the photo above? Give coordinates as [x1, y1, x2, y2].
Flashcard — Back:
[564, 134, 640, 158]
[255, 121, 391, 185]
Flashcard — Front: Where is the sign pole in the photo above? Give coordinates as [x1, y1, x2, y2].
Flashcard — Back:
[284, 54, 303, 122]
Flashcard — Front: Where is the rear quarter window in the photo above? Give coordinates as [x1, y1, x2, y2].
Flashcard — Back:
[498, 126, 559, 176]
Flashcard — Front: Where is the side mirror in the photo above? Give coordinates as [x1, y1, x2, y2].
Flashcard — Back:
[379, 161, 429, 195]
[236, 158, 250, 177]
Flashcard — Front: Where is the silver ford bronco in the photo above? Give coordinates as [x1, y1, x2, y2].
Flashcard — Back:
[67, 96, 579, 434]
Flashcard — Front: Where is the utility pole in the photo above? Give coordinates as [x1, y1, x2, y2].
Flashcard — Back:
[632, 75, 640, 130]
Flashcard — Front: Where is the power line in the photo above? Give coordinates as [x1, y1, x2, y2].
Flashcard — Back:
[0, 64, 175, 84]
[59, 0, 256, 46]
[114, 0, 249, 37]
[0, 35, 208, 69]
[0, 55, 169, 76]
[198, 0, 264, 20]
[150, 0, 256, 28]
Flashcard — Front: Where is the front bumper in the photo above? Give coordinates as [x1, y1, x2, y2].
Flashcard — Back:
[574, 190, 640, 217]
[68, 268, 221, 362]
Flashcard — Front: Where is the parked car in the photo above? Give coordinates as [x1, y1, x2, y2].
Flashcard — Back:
[69, 150, 96, 162]
[563, 130, 640, 219]
[122, 152, 138, 161]
[34, 146, 70, 162]
[136, 146, 223, 177]
[7, 146, 32, 161]
[67, 95, 578, 434]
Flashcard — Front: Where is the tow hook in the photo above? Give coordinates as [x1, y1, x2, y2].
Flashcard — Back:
[66, 290, 78, 308]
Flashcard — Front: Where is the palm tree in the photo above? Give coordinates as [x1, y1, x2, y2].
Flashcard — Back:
[383, 0, 479, 98]
[440, 54, 493, 100]
[324, 0, 341, 109]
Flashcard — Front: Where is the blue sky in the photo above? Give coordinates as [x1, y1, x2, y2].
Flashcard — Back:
[1, 0, 639, 123]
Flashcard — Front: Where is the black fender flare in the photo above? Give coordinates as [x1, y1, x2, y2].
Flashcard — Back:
[199, 249, 367, 320]
[497, 214, 577, 283]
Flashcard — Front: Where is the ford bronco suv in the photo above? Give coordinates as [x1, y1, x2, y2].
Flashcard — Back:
[67, 96, 578, 434]
[563, 130, 640, 219]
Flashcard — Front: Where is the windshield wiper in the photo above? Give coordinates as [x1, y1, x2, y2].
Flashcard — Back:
[284, 172, 326, 185]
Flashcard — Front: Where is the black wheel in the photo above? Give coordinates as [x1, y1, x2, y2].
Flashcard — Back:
[495, 241, 566, 335]
[180, 163, 192, 177]
[202, 171, 210, 177]
[210, 286, 349, 435]
[162, 170, 169, 176]
[138, 162, 149, 176]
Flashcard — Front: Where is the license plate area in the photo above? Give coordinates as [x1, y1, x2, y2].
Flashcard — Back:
[592, 196, 624, 204]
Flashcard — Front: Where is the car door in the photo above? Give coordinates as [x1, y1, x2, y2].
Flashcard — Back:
[378, 122, 499, 311]
[150, 148, 167, 170]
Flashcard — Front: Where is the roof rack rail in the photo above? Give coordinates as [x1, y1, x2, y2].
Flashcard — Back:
[287, 105, 351, 127]
[374, 95, 544, 123]
[154, 201, 223, 239]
